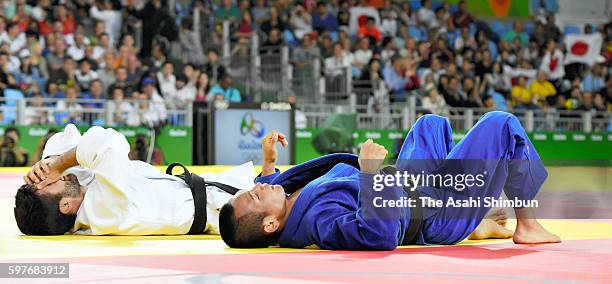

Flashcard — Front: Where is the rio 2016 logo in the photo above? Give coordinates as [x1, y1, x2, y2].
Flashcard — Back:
[240, 112, 266, 138]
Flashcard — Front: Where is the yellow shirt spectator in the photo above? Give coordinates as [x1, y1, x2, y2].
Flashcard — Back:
[511, 85, 532, 106]
[529, 80, 557, 104]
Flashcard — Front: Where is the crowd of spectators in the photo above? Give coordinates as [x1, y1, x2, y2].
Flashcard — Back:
[210, 0, 612, 116]
[0, 0, 242, 128]
[0, 0, 610, 129]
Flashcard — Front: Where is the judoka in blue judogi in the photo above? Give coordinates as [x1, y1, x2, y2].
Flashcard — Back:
[219, 111, 561, 250]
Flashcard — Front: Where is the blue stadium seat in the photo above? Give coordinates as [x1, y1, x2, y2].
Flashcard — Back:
[408, 26, 426, 41]
[431, 1, 443, 11]
[283, 30, 298, 46]
[491, 20, 507, 38]
[524, 22, 535, 36]
[409, 1, 421, 11]
[447, 30, 459, 47]
[505, 20, 514, 32]
[2, 89, 24, 124]
[488, 40, 498, 61]
[564, 25, 581, 36]
[469, 23, 476, 36]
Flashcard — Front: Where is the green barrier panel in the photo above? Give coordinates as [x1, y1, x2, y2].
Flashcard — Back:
[296, 128, 612, 166]
[0, 125, 192, 165]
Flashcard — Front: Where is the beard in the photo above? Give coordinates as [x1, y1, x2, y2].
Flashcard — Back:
[62, 174, 81, 198]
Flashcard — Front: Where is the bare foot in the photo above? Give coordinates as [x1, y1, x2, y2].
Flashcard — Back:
[468, 218, 514, 240]
[513, 219, 561, 244]
[485, 208, 508, 227]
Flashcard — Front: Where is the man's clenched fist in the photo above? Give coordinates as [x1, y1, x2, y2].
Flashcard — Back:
[262, 131, 288, 164]
[358, 139, 388, 174]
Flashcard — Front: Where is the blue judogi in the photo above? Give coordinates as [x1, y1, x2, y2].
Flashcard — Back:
[257, 111, 547, 250]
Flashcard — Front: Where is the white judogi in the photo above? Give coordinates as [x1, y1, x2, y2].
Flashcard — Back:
[42, 125, 255, 235]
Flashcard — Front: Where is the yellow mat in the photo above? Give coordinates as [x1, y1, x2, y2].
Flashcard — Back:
[2, 166, 612, 261]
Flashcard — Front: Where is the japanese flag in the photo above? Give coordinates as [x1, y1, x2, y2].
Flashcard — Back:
[564, 33, 603, 66]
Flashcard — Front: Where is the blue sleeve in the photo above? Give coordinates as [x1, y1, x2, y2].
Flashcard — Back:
[383, 68, 407, 91]
[254, 168, 280, 184]
[309, 173, 405, 250]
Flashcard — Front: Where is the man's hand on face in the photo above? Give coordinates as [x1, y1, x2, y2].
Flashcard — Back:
[261, 131, 288, 176]
[24, 157, 62, 189]
[358, 139, 388, 174]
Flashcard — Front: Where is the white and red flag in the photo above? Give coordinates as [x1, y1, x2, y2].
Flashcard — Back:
[564, 33, 603, 66]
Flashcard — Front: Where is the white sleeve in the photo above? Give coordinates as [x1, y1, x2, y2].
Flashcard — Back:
[76, 126, 132, 200]
[89, 6, 107, 21]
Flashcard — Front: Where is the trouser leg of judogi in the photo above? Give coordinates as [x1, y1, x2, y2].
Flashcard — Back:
[397, 111, 548, 245]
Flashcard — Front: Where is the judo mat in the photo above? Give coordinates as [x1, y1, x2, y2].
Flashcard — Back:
[1, 167, 612, 283]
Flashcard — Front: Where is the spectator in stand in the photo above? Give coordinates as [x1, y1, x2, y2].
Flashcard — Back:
[55, 86, 83, 125]
[292, 33, 320, 67]
[81, 79, 105, 108]
[358, 17, 382, 44]
[251, 0, 270, 27]
[1, 23, 27, 54]
[379, 0, 399, 37]
[318, 33, 334, 59]
[107, 87, 136, 126]
[166, 74, 196, 110]
[215, 0, 241, 23]
[482, 94, 497, 110]
[75, 59, 98, 91]
[502, 21, 529, 46]
[422, 82, 448, 116]
[132, 90, 166, 128]
[127, 0, 170, 58]
[452, 0, 474, 29]
[356, 58, 388, 110]
[418, 0, 438, 30]
[582, 64, 606, 93]
[195, 72, 211, 102]
[399, 2, 418, 27]
[157, 61, 176, 101]
[179, 18, 206, 66]
[261, 6, 287, 35]
[352, 37, 373, 72]
[325, 42, 351, 77]
[511, 76, 534, 109]
[379, 37, 396, 67]
[312, 1, 339, 33]
[454, 27, 476, 51]
[461, 76, 484, 107]
[24, 92, 52, 125]
[529, 71, 557, 107]
[543, 13, 562, 43]
[290, 4, 312, 40]
[485, 62, 511, 97]
[203, 49, 227, 85]
[208, 74, 242, 102]
[383, 55, 419, 102]
[97, 53, 116, 95]
[67, 30, 88, 61]
[107, 67, 133, 99]
[539, 39, 565, 86]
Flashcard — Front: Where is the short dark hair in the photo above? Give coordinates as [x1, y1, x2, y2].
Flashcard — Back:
[5, 127, 19, 138]
[219, 202, 279, 248]
[14, 184, 76, 235]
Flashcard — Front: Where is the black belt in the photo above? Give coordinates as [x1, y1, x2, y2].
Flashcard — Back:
[166, 163, 241, 235]
[381, 166, 424, 245]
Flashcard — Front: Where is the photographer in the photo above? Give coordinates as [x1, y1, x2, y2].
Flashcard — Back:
[0, 127, 29, 167]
